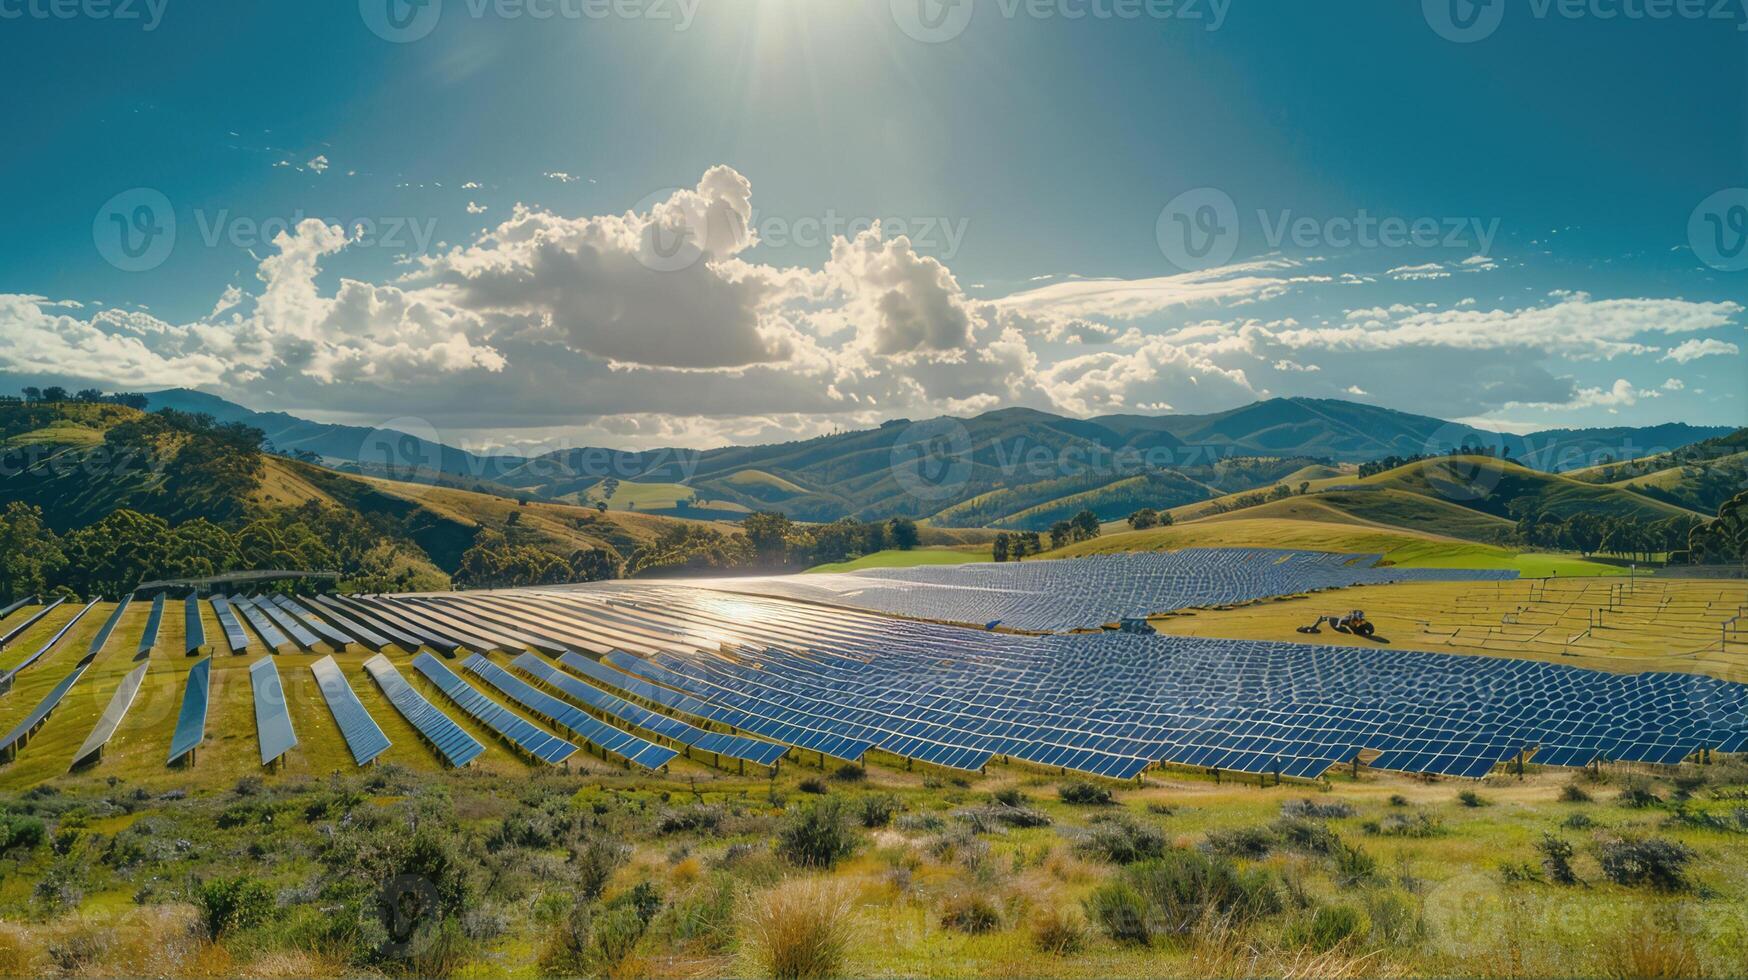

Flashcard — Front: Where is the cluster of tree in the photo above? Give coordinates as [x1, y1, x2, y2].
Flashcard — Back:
[740, 512, 920, 567]
[1510, 504, 1703, 562]
[991, 530, 1044, 562]
[453, 527, 622, 589]
[1197, 482, 1305, 517]
[1047, 509, 1103, 550]
[1356, 445, 1506, 479]
[1125, 508, 1176, 530]
[6, 387, 150, 409]
[0, 500, 432, 601]
[1685, 490, 1748, 565]
[626, 522, 754, 576]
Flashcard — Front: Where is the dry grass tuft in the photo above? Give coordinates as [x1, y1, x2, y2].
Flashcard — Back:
[740, 877, 854, 980]
[1599, 922, 1706, 980]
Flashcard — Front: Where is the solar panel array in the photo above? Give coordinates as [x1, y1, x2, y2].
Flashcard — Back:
[364, 654, 484, 767]
[168, 658, 212, 765]
[0, 661, 97, 764]
[0, 597, 64, 650]
[210, 596, 250, 653]
[230, 595, 292, 652]
[350, 568, 1748, 781]
[71, 663, 148, 769]
[717, 548, 1518, 632]
[414, 653, 578, 764]
[464, 654, 677, 770]
[249, 657, 299, 765]
[310, 655, 391, 765]
[251, 597, 322, 651]
[0, 598, 99, 694]
[138, 594, 166, 657]
[184, 595, 206, 655]
[270, 595, 354, 649]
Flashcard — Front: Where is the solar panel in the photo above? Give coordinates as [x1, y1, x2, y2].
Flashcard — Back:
[516, 652, 784, 766]
[229, 595, 291, 652]
[0, 660, 96, 764]
[209, 597, 250, 653]
[138, 594, 166, 657]
[312, 595, 424, 653]
[249, 657, 298, 765]
[362, 654, 484, 767]
[85, 596, 132, 659]
[413, 653, 579, 764]
[336, 596, 460, 655]
[250, 597, 322, 650]
[0, 597, 29, 623]
[267, 595, 357, 649]
[463, 654, 677, 770]
[309, 655, 391, 765]
[0, 597, 65, 650]
[0, 598, 99, 695]
[70, 662, 149, 769]
[183, 594, 206, 656]
[167, 658, 212, 765]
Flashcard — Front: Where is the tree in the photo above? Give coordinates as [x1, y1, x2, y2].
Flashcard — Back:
[40, 386, 68, 403]
[568, 548, 622, 582]
[992, 533, 1010, 563]
[743, 511, 797, 565]
[595, 501, 608, 513]
[20, 386, 41, 403]
[1019, 531, 1042, 558]
[1127, 509, 1160, 530]
[888, 517, 920, 551]
[1298, 482, 1311, 496]
[0, 503, 67, 604]
[1049, 521, 1073, 550]
[1071, 509, 1102, 542]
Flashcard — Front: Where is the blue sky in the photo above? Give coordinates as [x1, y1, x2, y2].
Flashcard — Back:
[0, 0, 1742, 451]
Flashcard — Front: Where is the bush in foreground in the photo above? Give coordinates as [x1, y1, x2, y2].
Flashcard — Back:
[196, 876, 274, 939]
[939, 892, 1002, 934]
[1057, 782, 1114, 806]
[1085, 849, 1281, 946]
[1285, 904, 1369, 953]
[1030, 906, 1088, 955]
[741, 878, 852, 980]
[1593, 836, 1695, 891]
[776, 798, 857, 869]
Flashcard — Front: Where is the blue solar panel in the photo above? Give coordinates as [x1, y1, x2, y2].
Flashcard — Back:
[0, 660, 97, 764]
[251, 597, 322, 650]
[414, 653, 579, 764]
[314, 596, 423, 653]
[71, 662, 149, 769]
[516, 652, 785, 766]
[463, 655, 678, 770]
[138, 594, 165, 657]
[268, 595, 356, 649]
[249, 657, 298, 765]
[86, 597, 131, 659]
[0, 598, 99, 695]
[0, 598, 29, 623]
[167, 658, 212, 765]
[230, 595, 291, 652]
[363, 654, 484, 767]
[310, 655, 391, 765]
[209, 597, 250, 653]
[183, 594, 206, 655]
[0, 597, 65, 650]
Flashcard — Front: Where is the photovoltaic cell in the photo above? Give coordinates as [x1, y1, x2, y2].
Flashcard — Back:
[250, 656, 298, 764]
[138, 594, 166, 657]
[463, 654, 677, 770]
[71, 663, 149, 769]
[167, 658, 212, 765]
[184, 594, 206, 655]
[310, 655, 391, 765]
[363, 654, 484, 767]
[413, 653, 578, 764]
[209, 597, 250, 654]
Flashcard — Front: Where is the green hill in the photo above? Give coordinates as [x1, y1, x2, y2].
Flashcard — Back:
[1357, 455, 1704, 522]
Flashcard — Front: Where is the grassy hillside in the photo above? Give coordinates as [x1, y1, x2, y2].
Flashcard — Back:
[1359, 455, 1703, 522]
[1050, 516, 1622, 576]
[1202, 490, 1519, 544]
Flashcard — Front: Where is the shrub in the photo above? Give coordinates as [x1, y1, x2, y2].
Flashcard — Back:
[1286, 904, 1369, 953]
[1617, 778, 1663, 809]
[895, 812, 944, 833]
[829, 764, 866, 783]
[1087, 849, 1282, 946]
[1457, 790, 1489, 808]
[854, 794, 899, 828]
[798, 777, 828, 795]
[1369, 810, 1443, 838]
[197, 875, 275, 938]
[1387, 794, 1410, 807]
[991, 787, 1025, 808]
[1593, 836, 1695, 891]
[1332, 841, 1379, 887]
[1078, 816, 1167, 864]
[1270, 817, 1340, 855]
[1536, 834, 1579, 885]
[1563, 812, 1595, 830]
[1559, 782, 1593, 803]
[571, 836, 632, 901]
[939, 892, 1002, 934]
[741, 878, 852, 980]
[1057, 781, 1113, 806]
[658, 804, 726, 835]
[1205, 825, 1273, 859]
[959, 803, 1051, 830]
[1030, 906, 1088, 955]
[776, 798, 857, 869]
[1280, 798, 1354, 820]
[652, 874, 737, 951]
[0, 813, 46, 857]
[1600, 921, 1704, 979]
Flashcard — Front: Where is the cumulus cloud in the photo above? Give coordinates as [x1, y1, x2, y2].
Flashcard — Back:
[1661, 337, 1739, 363]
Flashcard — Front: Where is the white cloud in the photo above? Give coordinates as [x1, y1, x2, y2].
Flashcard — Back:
[1386, 263, 1450, 281]
[306, 155, 330, 174]
[467, 202, 487, 215]
[1661, 337, 1739, 363]
[544, 172, 580, 183]
[1344, 385, 1369, 396]
[1662, 377, 1685, 391]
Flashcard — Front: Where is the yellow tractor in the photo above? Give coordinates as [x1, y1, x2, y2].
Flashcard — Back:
[1297, 609, 1375, 638]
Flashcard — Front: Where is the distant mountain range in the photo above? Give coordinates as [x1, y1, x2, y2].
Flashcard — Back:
[143, 388, 1736, 525]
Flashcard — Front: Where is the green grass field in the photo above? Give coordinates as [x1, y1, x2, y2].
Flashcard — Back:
[806, 546, 992, 574]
